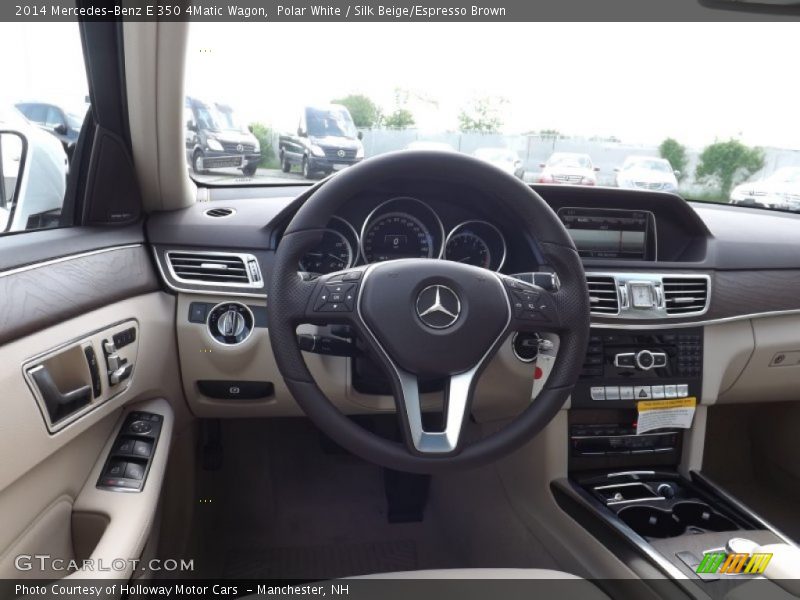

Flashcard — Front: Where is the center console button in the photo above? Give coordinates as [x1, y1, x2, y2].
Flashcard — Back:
[634, 385, 652, 399]
[590, 386, 606, 401]
[651, 385, 665, 399]
[604, 386, 620, 400]
[677, 384, 689, 397]
[619, 386, 634, 400]
[614, 353, 636, 368]
[636, 350, 655, 370]
[664, 385, 677, 398]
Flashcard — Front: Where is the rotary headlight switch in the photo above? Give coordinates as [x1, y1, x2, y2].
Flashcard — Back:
[207, 302, 254, 345]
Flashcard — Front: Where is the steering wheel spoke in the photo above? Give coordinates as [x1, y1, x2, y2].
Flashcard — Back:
[393, 368, 477, 455]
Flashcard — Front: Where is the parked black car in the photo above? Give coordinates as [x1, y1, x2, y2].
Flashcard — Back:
[15, 102, 85, 151]
[279, 105, 364, 179]
[184, 96, 261, 176]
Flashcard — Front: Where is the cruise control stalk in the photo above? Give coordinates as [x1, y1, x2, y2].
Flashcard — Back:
[297, 333, 357, 357]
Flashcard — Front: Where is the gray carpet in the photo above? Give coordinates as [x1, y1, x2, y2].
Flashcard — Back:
[187, 419, 462, 579]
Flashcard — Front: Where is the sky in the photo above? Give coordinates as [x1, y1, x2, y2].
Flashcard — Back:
[2, 21, 799, 149]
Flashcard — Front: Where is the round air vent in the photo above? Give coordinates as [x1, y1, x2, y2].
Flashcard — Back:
[204, 207, 235, 218]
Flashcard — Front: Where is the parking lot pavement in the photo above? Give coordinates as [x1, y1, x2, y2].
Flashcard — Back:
[190, 167, 314, 185]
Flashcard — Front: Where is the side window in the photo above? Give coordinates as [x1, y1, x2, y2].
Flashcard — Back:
[0, 22, 88, 236]
[26, 104, 48, 124]
[44, 107, 65, 129]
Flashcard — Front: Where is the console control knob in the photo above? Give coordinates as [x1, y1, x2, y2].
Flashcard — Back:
[217, 309, 246, 338]
[656, 483, 675, 499]
[207, 302, 254, 345]
[636, 350, 655, 370]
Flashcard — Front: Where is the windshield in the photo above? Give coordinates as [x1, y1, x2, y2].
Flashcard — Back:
[768, 168, 800, 183]
[184, 22, 800, 213]
[195, 103, 246, 133]
[626, 159, 673, 173]
[307, 107, 358, 138]
[548, 154, 591, 169]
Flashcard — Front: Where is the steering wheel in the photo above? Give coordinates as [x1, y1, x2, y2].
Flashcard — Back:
[268, 151, 590, 473]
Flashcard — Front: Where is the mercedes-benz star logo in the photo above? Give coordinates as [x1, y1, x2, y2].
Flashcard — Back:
[416, 285, 461, 329]
[236, 143, 243, 152]
[337, 149, 346, 158]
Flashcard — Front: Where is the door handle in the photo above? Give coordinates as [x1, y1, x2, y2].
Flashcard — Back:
[28, 365, 92, 423]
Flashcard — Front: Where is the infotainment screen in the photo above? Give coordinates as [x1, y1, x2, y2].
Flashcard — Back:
[558, 208, 653, 259]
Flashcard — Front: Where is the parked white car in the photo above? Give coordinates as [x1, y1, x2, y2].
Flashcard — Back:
[615, 156, 679, 193]
[537, 152, 598, 185]
[472, 147, 524, 179]
[0, 106, 68, 232]
[730, 167, 800, 211]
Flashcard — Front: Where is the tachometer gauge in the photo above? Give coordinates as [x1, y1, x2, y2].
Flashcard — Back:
[299, 229, 353, 274]
[445, 232, 491, 269]
[362, 212, 433, 263]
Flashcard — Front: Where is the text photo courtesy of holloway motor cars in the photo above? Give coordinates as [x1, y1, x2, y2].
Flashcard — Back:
[2, 2, 800, 600]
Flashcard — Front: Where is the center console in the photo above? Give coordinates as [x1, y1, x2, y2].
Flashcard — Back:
[559, 323, 795, 596]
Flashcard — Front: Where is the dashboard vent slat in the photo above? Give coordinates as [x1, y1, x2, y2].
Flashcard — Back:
[586, 275, 620, 314]
[663, 277, 710, 315]
[204, 207, 235, 218]
[166, 251, 262, 287]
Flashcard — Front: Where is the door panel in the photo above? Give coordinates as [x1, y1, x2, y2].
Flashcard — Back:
[0, 244, 157, 345]
[0, 288, 186, 579]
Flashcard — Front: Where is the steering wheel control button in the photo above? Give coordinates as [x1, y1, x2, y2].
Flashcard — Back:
[207, 302, 254, 344]
[342, 270, 363, 281]
[415, 285, 461, 329]
[315, 282, 357, 313]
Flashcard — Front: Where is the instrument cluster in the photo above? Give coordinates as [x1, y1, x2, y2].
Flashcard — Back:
[298, 196, 508, 275]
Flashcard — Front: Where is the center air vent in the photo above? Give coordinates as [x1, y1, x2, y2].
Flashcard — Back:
[166, 251, 262, 288]
[204, 207, 235, 218]
[586, 275, 620, 315]
[663, 277, 710, 315]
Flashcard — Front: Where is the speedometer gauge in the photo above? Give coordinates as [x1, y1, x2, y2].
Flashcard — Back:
[299, 229, 353, 274]
[362, 212, 433, 263]
[445, 232, 491, 269]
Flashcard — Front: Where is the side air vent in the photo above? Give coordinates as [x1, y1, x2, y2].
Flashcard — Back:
[204, 207, 235, 218]
[663, 277, 709, 315]
[586, 275, 620, 315]
[166, 251, 262, 288]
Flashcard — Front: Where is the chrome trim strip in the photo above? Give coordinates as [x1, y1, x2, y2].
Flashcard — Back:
[0, 244, 142, 279]
[152, 247, 268, 299]
[444, 219, 508, 272]
[592, 307, 800, 329]
[165, 249, 264, 289]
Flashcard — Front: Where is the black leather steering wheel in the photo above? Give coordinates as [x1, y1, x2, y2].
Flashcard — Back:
[268, 150, 590, 473]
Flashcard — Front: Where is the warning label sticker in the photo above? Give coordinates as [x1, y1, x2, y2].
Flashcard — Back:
[636, 397, 697, 435]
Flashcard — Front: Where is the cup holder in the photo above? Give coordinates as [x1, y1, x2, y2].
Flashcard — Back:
[618, 502, 737, 539]
[672, 501, 737, 532]
[618, 505, 685, 538]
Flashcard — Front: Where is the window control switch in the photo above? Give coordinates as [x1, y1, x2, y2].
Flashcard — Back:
[116, 438, 136, 455]
[106, 460, 127, 478]
[124, 462, 146, 480]
[133, 440, 152, 458]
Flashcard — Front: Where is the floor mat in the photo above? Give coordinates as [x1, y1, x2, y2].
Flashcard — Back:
[224, 540, 418, 579]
